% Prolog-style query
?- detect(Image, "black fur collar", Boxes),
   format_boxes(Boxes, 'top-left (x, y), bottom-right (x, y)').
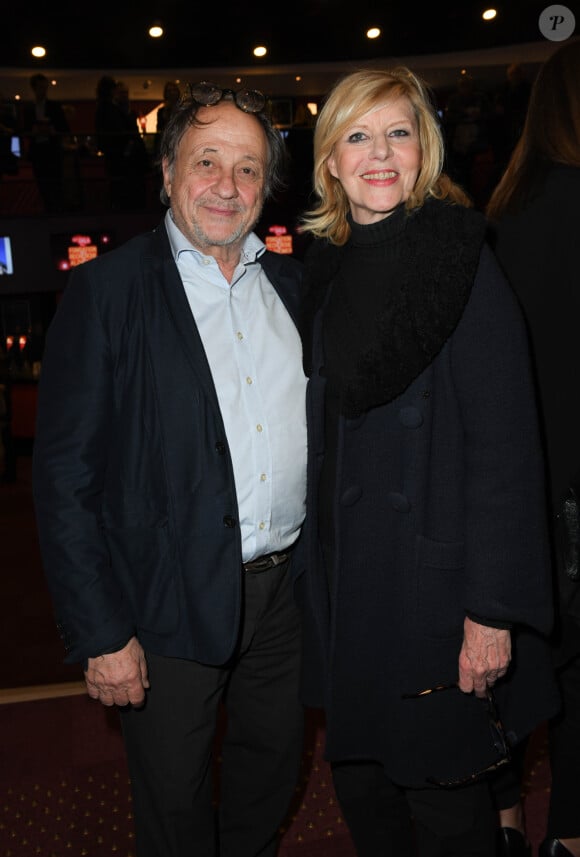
top-left (301, 199), bottom-right (487, 417)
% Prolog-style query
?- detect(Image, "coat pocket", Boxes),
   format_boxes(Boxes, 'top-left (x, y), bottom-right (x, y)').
top-left (415, 534), bottom-right (465, 639)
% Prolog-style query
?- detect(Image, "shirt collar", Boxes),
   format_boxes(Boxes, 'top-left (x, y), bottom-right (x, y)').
top-left (165, 208), bottom-right (266, 266)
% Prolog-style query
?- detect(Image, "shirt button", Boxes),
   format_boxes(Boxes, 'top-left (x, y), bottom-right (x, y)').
top-left (237, 332), bottom-right (244, 341)
top-left (256, 424), bottom-right (263, 433)
top-left (260, 473), bottom-right (267, 482)
top-left (202, 258), bottom-right (211, 266)
top-left (259, 521), bottom-right (266, 530)
top-left (246, 376), bottom-right (253, 385)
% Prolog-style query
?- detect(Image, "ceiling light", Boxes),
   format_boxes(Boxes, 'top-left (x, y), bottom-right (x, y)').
top-left (253, 45), bottom-right (267, 58)
top-left (31, 46), bottom-right (46, 58)
top-left (149, 24), bottom-right (163, 38)
top-left (366, 27), bottom-right (381, 39)
top-left (482, 8), bottom-right (497, 21)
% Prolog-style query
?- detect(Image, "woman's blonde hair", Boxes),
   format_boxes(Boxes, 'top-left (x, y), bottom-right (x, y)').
top-left (487, 38), bottom-right (580, 221)
top-left (300, 66), bottom-right (470, 245)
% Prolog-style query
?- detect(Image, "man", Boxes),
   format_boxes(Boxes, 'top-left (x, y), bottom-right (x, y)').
top-left (32, 84), bottom-right (307, 857)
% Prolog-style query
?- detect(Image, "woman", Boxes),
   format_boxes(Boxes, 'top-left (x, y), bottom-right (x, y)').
top-left (487, 38), bottom-right (580, 857)
top-left (296, 66), bottom-right (559, 856)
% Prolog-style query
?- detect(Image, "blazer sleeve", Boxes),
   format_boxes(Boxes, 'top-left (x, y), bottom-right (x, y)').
top-left (32, 265), bottom-right (135, 663)
top-left (450, 243), bottom-right (553, 635)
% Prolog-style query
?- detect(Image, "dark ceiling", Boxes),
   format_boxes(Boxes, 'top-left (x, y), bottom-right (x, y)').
top-left (5, 0), bottom-right (569, 70)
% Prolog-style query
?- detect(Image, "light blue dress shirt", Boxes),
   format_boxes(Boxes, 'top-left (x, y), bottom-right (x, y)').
top-left (165, 210), bottom-right (307, 563)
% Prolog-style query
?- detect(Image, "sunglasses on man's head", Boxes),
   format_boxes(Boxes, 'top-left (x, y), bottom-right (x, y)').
top-left (188, 81), bottom-right (266, 114)
top-left (402, 682), bottom-right (511, 788)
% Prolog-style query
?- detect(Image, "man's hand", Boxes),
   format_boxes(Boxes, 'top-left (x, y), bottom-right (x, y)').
top-left (458, 617), bottom-right (511, 698)
top-left (84, 636), bottom-right (149, 707)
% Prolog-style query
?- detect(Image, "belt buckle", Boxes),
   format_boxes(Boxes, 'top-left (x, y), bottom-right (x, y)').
top-left (244, 550), bottom-right (289, 573)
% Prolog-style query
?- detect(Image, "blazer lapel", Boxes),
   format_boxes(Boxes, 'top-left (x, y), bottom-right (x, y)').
top-left (142, 225), bottom-right (223, 409)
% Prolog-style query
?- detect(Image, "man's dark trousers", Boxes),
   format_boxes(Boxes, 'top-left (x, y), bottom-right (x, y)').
top-left (120, 557), bottom-right (303, 857)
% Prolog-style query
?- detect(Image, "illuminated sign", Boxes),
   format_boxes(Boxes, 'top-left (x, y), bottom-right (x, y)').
top-left (265, 224), bottom-right (293, 255)
top-left (50, 232), bottom-right (114, 271)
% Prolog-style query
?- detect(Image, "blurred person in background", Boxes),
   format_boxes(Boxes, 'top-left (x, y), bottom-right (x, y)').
top-left (95, 76), bottom-right (149, 210)
top-left (20, 73), bottom-right (70, 212)
top-left (0, 91), bottom-right (19, 179)
top-left (156, 80), bottom-right (182, 136)
top-left (487, 37), bottom-right (580, 857)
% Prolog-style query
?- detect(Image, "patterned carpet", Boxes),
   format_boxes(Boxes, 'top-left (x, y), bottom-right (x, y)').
top-left (0, 689), bottom-right (553, 857)
top-left (0, 694), bottom-right (357, 857)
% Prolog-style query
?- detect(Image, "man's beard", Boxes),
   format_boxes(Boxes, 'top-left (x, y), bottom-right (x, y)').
top-left (189, 200), bottom-right (264, 248)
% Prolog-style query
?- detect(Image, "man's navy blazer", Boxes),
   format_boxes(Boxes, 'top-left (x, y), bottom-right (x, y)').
top-left (32, 221), bottom-right (305, 666)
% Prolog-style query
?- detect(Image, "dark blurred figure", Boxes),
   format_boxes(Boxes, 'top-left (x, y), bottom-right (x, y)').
top-left (0, 92), bottom-right (19, 179)
top-left (444, 74), bottom-right (493, 205)
top-left (95, 75), bottom-right (149, 210)
top-left (20, 73), bottom-right (70, 212)
top-left (487, 38), bottom-right (580, 857)
top-left (490, 62), bottom-right (532, 181)
top-left (156, 80), bottom-right (181, 136)
top-left (95, 74), bottom-right (123, 205)
top-left (113, 80), bottom-right (149, 208)
top-left (154, 80), bottom-right (181, 165)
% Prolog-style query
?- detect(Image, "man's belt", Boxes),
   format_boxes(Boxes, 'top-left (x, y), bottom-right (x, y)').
top-left (243, 549), bottom-right (292, 573)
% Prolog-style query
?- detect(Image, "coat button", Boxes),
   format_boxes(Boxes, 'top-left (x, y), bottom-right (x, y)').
top-left (223, 515), bottom-right (236, 528)
top-left (398, 406), bottom-right (423, 428)
top-left (340, 485), bottom-right (362, 506)
top-left (388, 492), bottom-right (411, 513)
top-left (215, 441), bottom-right (226, 454)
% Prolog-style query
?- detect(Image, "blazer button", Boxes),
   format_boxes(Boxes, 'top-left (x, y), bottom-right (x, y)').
top-left (223, 515), bottom-right (236, 528)
top-left (340, 485), bottom-right (362, 506)
top-left (215, 441), bottom-right (226, 455)
top-left (388, 492), bottom-right (411, 513)
top-left (398, 406), bottom-right (423, 428)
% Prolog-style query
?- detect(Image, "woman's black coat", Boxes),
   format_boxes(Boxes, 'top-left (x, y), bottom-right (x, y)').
top-left (296, 200), bottom-right (560, 788)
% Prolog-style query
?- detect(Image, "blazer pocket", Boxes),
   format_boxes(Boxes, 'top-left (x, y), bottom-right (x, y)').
top-left (101, 492), bottom-right (168, 529)
top-left (415, 534), bottom-right (465, 639)
top-left (102, 521), bottom-right (177, 632)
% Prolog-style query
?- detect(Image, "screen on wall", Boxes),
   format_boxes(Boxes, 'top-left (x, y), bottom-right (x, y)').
top-left (50, 231), bottom-right (115, 272)
top-left (0, 237), bottom-right (14, 276)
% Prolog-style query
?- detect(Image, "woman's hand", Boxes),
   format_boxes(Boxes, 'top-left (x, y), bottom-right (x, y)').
top-left (458, 617), bottom-right (511, 698)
